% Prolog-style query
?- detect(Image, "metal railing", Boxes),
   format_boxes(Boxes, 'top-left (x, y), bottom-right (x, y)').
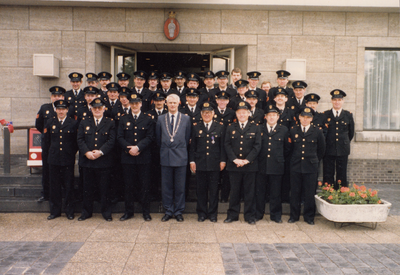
top-left (2, 125), bottom-right (34, 174)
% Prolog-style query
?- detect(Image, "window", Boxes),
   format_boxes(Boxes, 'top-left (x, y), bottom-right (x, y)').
top-left (364, 50), bottom-right (400, 130)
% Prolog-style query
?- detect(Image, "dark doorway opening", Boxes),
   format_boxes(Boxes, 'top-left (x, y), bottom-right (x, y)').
top-left (137, 52), bottom-right (210, 77)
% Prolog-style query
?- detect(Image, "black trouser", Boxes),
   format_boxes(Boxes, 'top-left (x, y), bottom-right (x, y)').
top-left (81, 167), bottom-right (112, 219)
top-left (41, 137), bottom-right (49, 199)
top-left (281, 155), bottom-right (291, 202)
top-left (256, 173), bottom-right (283, 221)
top-left (290, 171), bottom-right (317, 222)
top-left (227, 171), bottom-right (256, 221)
top-left (323, 155), bottom-right (349, 189)
top-left (196, 170), bottom-right (220, 219)
top-left (150, 145), bottom-right (162, 201)
top-left (220, 169), bottom-right (230, 201)
top-left (122, 163), bottom-right (151, 216)
top-left (49, 164), bottom-right (74, 216)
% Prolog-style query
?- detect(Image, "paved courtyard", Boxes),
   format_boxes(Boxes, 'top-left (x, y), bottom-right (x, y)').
top-left (1, 212), bottom-right (400, 274)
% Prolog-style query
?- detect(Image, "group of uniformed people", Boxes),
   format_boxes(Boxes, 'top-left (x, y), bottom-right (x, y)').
top-left (35, 67), bottom-right (354, 225)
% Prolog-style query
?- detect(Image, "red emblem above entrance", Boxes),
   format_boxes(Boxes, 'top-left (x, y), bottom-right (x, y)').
top-left (164, 11), bottom-right (180, 41)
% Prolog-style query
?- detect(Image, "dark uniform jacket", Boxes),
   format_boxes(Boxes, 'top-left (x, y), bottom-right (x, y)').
top-left (77, 117), bottom-right (116, 168)
top-left (287, 97), bottom-right (306, 114)
top-left (145, 107), bottom-right (168, 122)
top-left (104, 99), bottom-right (121, 118)
top-left (35, 103), bottom-right (56, 133)
top-left (176, 86), bottom-right (188, 107)
top-left (224, 121), bottom-right (261, 172)
top-left (197, 87), bottom-right (212, 105)
top-left (323, 109), bottom-right (354, 156)
top-left (132, 87), bottom-right (153, 112)
top-left (277, 106), bottom-right (297, 130)
top-left (258, 124), bottom-right (291, 175)
top-left (189, 121), bottom-right (226, 171)
top-left (179, 105), bottom-right (202, 125)
top-left (111, 105), bottom-right (130, 129)
top-left (44, 117), bottom-right (79, 166)
top-left (98, 89), bottom-right (109, 103)
top-left (289, 125), bottom-right (325, 174)
top-left (249, 108), bottom-right (265, 125)
top-left (65, 89), bottom-right (85, 118)
top-left (117, 112), bottom-right (155, 164)
top-left (268, 86), bottom-right (294, 101)
top-left (251, 87), bottom-right (268, 110)
top-left (76, 105), bottom-right (93, 122)
top-left (213, 108), bottom-right (236, 126)
top-left (229, 94), bottom-right (246, 110)
top-left (209, 87), bottom-right (237, 103)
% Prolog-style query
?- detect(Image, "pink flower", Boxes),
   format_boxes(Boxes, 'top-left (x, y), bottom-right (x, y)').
top-left (318, 181), bottom-right (322, 186)
top-left (328, 195), bottom-right (333, 200)
top-left (349, 192), bottom-right (355, 197)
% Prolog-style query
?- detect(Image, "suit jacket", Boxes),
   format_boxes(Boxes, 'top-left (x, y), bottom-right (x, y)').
top-left (224, 121), bottom-right (261, 172)
top-left (76, 104), bottom-right (93, 122)
top-left (104, 99), bottom-right (121, 118)
top-left (251, 87), bottom-right (268, 110)
top-left (258, 124), bottom-right (291, 175)
top-left (289, 125), bottom-right (325, 173)
top-left (145, 108), bottom-right (168, 122)
top-left (323, 109), bottom-right (354, 156)
top-left (287, 96), bottom-right (306, 114)
top-left (77, 116), bottom-right (116, 168)
top-left (35, 103), bottom-right (56, 133)
top-left (44, 117), bottom-right (79, 166)
top-left (209, 87), bottom-right (237, 103)
top-left (189, 121), bottom-right (226, 171)
top-left (117, 112), bottom-right (155, 164)
top-left (156, 112), bottom-right (191, 167)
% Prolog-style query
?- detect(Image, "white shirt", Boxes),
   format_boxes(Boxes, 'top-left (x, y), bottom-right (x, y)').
top-left (301, 124), bottom-right (311, 133)
top-left (188, 105), bottom-right (196, 113)
top-left (239, 120), bottom-right (248, 129)
top-left (136, 88), bottom-right (143, 94)
top-left (218, 108), bottom-right (226, 114)
top-left (155, 108), bottom-right (164, 115)
top-left (59, 117), bottom-right (66, 124)
top-left (267, 123), bottom-right (277, 133)
top-left (204, 121), bottom-right (212, 131)
top-left (132, 111), bottom-right (141, 119)
top-left (94, 117), bottom-right (103, 125)
top-left (333, 108), bottom-right (342, 117)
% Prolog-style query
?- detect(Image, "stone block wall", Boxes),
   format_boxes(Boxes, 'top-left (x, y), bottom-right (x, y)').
top-left (0, 5), bottom-right (399, 157)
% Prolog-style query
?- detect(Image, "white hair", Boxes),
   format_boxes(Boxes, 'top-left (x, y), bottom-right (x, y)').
top-left (166, 94), bottom-right (180, 102)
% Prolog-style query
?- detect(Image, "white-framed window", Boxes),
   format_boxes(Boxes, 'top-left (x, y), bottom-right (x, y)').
top-left (364, 49), bottom-right (400, 130)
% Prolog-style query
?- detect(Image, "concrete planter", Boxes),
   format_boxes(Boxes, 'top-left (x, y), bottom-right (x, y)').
top-left (315, 195), bottom-right (392, 223)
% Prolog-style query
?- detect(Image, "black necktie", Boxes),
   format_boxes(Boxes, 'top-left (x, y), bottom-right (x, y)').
top-left (96, 119), bottom-right (99, 127)
top-left (74, 90), bottom-right (78, 97)
top-left (270, 126), bottom-right (273, 133)
top-left (158, 111), bottom-right (161, 116)
top-left (303, 127), bottom-right (305, 133)
top-left (170, 115), bottom-right (174, 132)
top-left (205, 123), bottom-right (209, 131)
top-left (241, 123), bottom-right (244, 130)
top-left (298, 99), bottom-right (301, 104)
top-left (190, 107), bottom-right (194, 113)
top-left (134, 115), bottom-right (137, 120)
top-left (336, 111), bottom-right (339, 117)
top-left (221, 110), bottom-right (224, 114)
top-left (111, 101), bottom-right (114, 107)
top-left (124, 108), bottom-right (128, 114)
top-left (60, 120), bottom-right (63, 125)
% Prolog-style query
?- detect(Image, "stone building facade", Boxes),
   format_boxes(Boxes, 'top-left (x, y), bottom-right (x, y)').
top-left (0, 2), bottom-right (399, 182)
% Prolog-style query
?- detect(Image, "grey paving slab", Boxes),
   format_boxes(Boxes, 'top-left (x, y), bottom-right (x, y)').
top-left (221, 243), bottom-right (400, 274)
top-left (0, 242), bottom-right (83, 274)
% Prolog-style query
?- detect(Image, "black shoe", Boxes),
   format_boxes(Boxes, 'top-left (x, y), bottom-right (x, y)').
top-left (67, 214), bottom-right (74, 220)
top-left (210, 217), bottom-right (217, 223)
top-left (223, 218), bottom-right (237, 223)
top-left (306, 220), bottom-right (315, 225)
top-left (288, 218), bottom-right (297, 223)
top-left (274, 219), bottom-right (283, 223)
top-left (78, 215), bottom-right (90, 221)
top-left (47, 215), bottom-right (59, 220)
top-left (143, 214), bottom-right (152, 221)
top-left (248, 220), bottom-right (256, 225)
top-left (175, 214), bottom-right (184, 222)
top-left (120, 214), bottom-right (134, 221)
top-left (105, 217), bottom-right (112, 222)
top-left (37, 197), bottom-right (49, 203)
top-left (161, 214), bottom-right (172, 222)
top-left (198, 216), bottom-right (206, 222)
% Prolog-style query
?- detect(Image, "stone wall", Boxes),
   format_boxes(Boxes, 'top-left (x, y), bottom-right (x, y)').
top-left (0, 5), bottom-right (399, 157)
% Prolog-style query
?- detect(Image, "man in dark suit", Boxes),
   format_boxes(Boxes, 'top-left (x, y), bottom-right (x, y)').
top-left (156, 94), bottom-right (191, 222)
top-left (287, 81), bottom-right (307, 114)
top-left (224, 101), bottom-right (261, 225)
top-left (77, 98), bottom-right (116, 221)
top-left (117, 72), bottom-right (131, 88)
top-left (256, 105), bottom-right (291, 223)
top-left (210, 70), bottom-right (237, 102)
top-left (104, 82), bottom-right (121, 118)
top-left (246, 90), bottom-right (265, 125)
top-left (175, 71), bottom-right (188, 106)
top-left (198, 70), bottom-right (215, 105)
top-left (268, 70), bottom-right (295, 100)
top-left (118, 93), bottom-right (155, 221)
top-left (160, 73), bottom-right (177, 97)
top-left (323, 89), bottom-right (354, 189)
top-left (86, 73), bottom-right (99, 88)
top-left (35, 86), bottom-right (66, 203)
top-left (288, 106), bottom-right (325, 225)
top-left (148, 71), bottom-right (159, 92)
top-left (179, 88), bottom-right (202, 125)
top-left (98, 71), bottom-right (112, 102)
top-left (76, 86), bottom-right (99, 122)
top-left (189, 102), bottom-right (226, 222)
top-left (64, 72), bottom-right (85, 119)
top-left (213, 91), bottom-right (236, 203)
top-left (247, 71), bottom-right (267, 110)
top-left (44, 100), bottom-right (79, 220)
top-left (132, 70), bottom-right (152, 112)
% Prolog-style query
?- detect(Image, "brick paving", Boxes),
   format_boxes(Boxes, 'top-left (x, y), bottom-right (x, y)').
top-left (221, 243), bottom-right (400, 275)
